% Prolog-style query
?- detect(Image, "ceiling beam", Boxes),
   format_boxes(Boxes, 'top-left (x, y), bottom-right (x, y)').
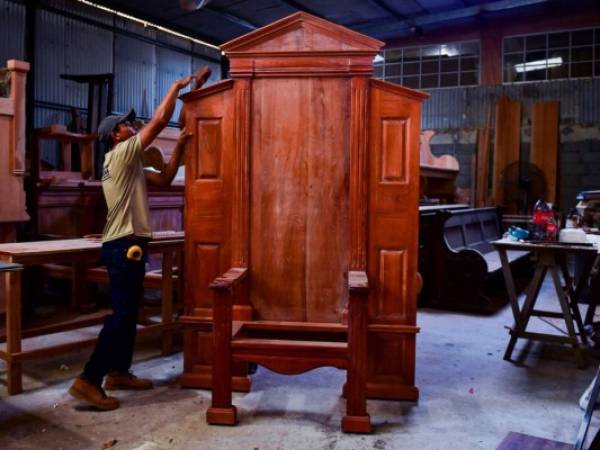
top-left (366, 0), bottom-right (411, 23)
top-left (276, 0), bottom-right (328, 20)
top-left (201, 7), bottom-right (258, 30)
top-left (352, 0), bottom-right (549, 36)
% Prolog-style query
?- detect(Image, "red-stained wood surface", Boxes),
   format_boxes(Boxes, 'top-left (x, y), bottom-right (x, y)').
top-left (180, 12), bottom-right (427, 430)
top-left (531, 101), bottom-right (560, 205)
top-left (493, 96), bottom-right (521, 209)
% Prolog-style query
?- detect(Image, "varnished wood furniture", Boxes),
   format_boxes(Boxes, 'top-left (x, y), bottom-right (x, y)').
top-left (0, 234), bottom-right (183, 395)
top-left (419, 130), bottom-right (460, 205)
top-left (493, 238), bottom-right (598, 368)
top-left (0, 60), bottom-right (29, 319)
top-left (492, 96), bottom-right (521, 209)
top-left (32, 127), bottom-right (183, 241)
top-left (179, 12), bottom-right (427, 432)
top-left (531, 101), bottom-right (560, 205)
top-left (420, 207), bottom-right (530, 310)
top-left (32, 125), bottom-right (97, 182)
top-left (0, 60), bottom-right (29, 241)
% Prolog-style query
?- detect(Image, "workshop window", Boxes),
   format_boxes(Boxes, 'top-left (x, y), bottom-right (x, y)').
top-left (373, 41), bottom-right (481, 89)
top-left (503, 27), bottom-right (600, 83)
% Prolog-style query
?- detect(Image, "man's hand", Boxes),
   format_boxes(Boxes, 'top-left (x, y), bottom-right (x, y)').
top-left (177, 129), bottom-right (193, 147)
top-left (145, 129), bottom-right (192, 188)
top-left (192, 66), bottom-right (212, 91)
top-left (174, 75), bottom-right (193, 91)
top-left (140, 76), bottom-right (193, 149)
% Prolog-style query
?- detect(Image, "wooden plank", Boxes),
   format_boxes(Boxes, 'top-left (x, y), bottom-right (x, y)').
top-left (249, 77), bottom-right (349, 323)
top-left (531, 101), bottom-right (560, 205)
top-left (493, 96), bottom-right (521, 208)
top-left (475, 115), bottom-right (492, 207)
top-left (161, 251), bottom-right (174, 355)
top-left (0, 322), bottom-right (178, 362)
top-left (0, 309), bottom-right (110, 342)
top-left (5, 269), bottom-right (22, 394)
top-left (0, 236), bottom-right (183, 260)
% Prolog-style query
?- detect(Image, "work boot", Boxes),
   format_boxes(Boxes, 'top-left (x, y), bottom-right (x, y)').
top-left (104, 372), bottom-right (153, 391)
top-left (68, 377), bottom-right (119, 411)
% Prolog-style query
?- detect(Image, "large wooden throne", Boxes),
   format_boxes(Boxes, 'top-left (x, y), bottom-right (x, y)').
top-left (180, 13), bottom-right (427, 432)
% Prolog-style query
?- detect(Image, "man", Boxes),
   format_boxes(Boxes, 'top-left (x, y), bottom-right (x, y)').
top-left (69, 67), bottom-right (211, 410)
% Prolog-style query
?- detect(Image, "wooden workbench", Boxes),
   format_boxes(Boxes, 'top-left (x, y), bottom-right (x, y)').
top-left (493, 237), bottom-right (599, 367)
top-left (0, 233), bottom-right (183, 395)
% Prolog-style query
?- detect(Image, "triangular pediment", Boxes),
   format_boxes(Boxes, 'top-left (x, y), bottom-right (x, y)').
top-left (221, 12), bottom-right (384, 54)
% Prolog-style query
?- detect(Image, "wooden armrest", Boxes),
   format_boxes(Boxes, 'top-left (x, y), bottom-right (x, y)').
top-left (349, 271), bottom-right (369, 295)
top-left (209, 267), bottom-right (248, 291)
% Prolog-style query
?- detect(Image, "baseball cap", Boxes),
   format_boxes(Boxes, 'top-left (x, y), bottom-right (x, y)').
top-left (97, 109), bottom-right (136, 143)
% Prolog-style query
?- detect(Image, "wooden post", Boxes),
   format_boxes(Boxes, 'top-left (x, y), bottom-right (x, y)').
top-left (343, 272), bottom-right (371, 433)
top-left (71, 261), bottom-right (86, 310)
top-left (5, 269), bottom-right (23, 394)
top-left (206, 288), bottom-right (236, 425)
top-left (161, 251), bottom-right (174, 355)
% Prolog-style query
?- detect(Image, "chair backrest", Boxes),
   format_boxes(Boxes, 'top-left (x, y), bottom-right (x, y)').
top-left (248, 78), bottom-right (350, 323)
top-left (444, 207), bottom-right (501, 254)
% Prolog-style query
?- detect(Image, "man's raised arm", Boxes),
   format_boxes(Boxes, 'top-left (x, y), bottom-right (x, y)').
top-left (138, 76), bottom-right (192, 150)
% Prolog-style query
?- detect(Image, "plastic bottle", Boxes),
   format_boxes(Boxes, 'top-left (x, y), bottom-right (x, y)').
top-left (530, 199), bottom-right (553, 241)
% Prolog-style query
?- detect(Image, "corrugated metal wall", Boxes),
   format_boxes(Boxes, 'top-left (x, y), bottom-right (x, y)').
top-left (422, 79), bottom-right (600, 129)
top-left (35, 8), bottom-right (113, 109)
top-left (0, 0), bottom-right (25, 62)
top-left (0, 0), bottom-right (221, 164)
top-left (114, 34), bottom-right (155, 118)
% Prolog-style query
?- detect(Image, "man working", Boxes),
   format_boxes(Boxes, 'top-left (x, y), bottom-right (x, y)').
top-left (69, 67), bottom-right (211, 410)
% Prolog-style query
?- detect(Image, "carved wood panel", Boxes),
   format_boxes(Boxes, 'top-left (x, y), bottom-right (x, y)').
top-left (184, 82), bottom-right (234, 314)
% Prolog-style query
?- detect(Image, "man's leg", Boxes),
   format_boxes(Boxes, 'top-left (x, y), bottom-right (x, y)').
top-left (69, 239), bottom-right (131, 410)
top-left (103, 240), bottom-right (153, 390)
top-left (82, 239), bottom-right (136, 383)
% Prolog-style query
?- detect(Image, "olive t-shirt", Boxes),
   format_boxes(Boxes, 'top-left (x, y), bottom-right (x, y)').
top-left (101, 134), bottom-right (152, 242)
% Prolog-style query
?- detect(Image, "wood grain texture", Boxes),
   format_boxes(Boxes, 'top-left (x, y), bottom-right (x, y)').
top-left (0, 60), bottom-right (29, 224)
top-left (475, 127), bottom-right (492, 207)
top-left (531, 101), bottom-right (560, 205)
top-left (182, 13), bottom-right (426, 407)
top-left (367, 79), bottom-right (424, 400)
top-left (249, 77), bottom-right (349, 323)
top-left (349, 77), bottom-right (369, 271)
top-left (493, 96), bottom-right (521, 208)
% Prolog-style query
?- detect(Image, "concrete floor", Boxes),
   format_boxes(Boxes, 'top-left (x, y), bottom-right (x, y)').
top-left (1, 276), bottom-right (599, 450)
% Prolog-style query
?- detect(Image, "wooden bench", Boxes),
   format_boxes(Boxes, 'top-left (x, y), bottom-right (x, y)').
top-left (419, 207), bottom-right (530, 310)
top-left (43, 264), bottom-right (180, 292)
top-left (0, 236), bottom-right (183, 394)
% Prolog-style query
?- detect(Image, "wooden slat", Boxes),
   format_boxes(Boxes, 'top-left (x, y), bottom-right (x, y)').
top-left (240, 320), bottom-right (347, 333)
top-left (475, 125), bottom-right (492, 207)
top-left (493, 96), bottom-right (521, 208)
top-left (232, 338), bottom-right (347, 351)
top-left (531, 101), bottom-right (560, 205)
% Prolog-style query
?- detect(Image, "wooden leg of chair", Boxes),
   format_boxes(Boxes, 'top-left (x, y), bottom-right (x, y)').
top-left (342, 291), bottom-right (371, 434)
top-left (206, 290), bottom-right (237, 426)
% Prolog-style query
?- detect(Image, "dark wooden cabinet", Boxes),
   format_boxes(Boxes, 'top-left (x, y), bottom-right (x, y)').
top-left (180, 12), bottom-right (427, 408)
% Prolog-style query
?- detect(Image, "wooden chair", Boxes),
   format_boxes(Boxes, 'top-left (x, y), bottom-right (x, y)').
top-left (180, 12), bottom-right (427, 433)
top-left (207, 250), bottom-right (371, 432)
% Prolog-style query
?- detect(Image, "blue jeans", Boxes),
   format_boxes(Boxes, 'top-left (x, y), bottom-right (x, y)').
top-left (82, 237), bottom-right (147, 385)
